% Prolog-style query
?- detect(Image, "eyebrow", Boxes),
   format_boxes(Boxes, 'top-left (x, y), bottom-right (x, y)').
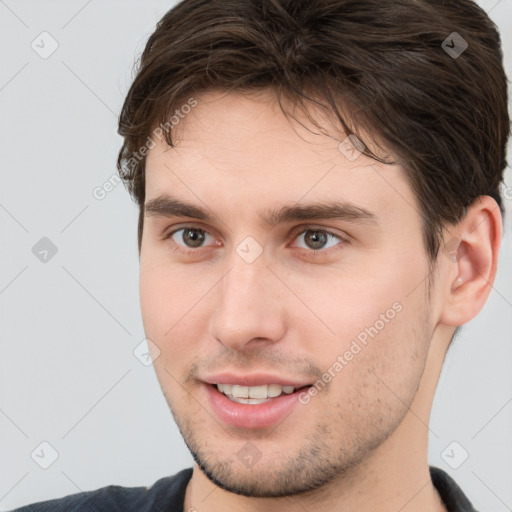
top-left (144, 195), bottom-right (378, 227)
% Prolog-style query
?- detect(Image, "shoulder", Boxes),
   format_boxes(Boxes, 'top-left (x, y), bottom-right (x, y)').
top-left (8, 468), bottom-right (193, 512)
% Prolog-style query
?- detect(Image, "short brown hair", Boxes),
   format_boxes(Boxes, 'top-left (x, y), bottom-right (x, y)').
top-left (117, 0), bottom-right (510, 259)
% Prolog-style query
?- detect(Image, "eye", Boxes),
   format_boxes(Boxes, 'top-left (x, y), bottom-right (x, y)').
top-left (166, 227), bottom-right (216, 250)
top-left (291, 227), bottom-right (345, 252)
top-left (163, 225), bottom-right (346, 256)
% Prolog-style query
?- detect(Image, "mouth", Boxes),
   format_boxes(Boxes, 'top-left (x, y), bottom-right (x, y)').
top-left (204, 381), bottom-right (313, 429)
top-left (214, 383), bottom-right (310, 404)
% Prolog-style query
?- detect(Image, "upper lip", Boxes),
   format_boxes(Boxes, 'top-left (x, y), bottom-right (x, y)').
top-left (202, 373), bottom-right (313, 388)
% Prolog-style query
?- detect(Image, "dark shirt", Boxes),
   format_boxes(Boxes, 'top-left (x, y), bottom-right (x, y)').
top-left (8, 466), bottom-right (477, 512)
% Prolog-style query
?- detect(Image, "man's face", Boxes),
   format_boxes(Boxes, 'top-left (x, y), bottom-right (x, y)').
top-left (140, 91), bottom-right (438, 497)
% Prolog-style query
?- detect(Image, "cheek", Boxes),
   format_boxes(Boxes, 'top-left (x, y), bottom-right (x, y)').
top-left (344, 300), bottom-right (428, 398)
top-left (139, 259), bottom-right (212, 373)
top-left (140, 261), bottom-right (184, 349)
top-left (293, 252), bottom-right (423, 348)
top-left (304, 249), bottom-right (429, 389)
top-left (139, 248), bottom-right (197, 326)
top-left (139, 264), bottom-right (169, 336)
top-left (312, 309), bottom-right (429, 439)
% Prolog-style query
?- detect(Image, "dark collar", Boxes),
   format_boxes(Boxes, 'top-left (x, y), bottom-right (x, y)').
top-left (430, 466), bottom-right (478, 512)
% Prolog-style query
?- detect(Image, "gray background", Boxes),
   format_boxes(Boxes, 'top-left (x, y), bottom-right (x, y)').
top-left (0, 1), bottom-right (511, 510)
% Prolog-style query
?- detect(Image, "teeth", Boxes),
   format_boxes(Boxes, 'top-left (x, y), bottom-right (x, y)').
top-left (267, 384), bottom-right (282, 398)
top-left (232, 385), bottom-right (249, 398)
top-left (216, 383), bottom-right (296, 400)
top-left (248, 385), bottom-right (267, 399)
top-left (229, 396), bottom-right (269, 405)
top-left (218, 383), bottom-right (232, 395)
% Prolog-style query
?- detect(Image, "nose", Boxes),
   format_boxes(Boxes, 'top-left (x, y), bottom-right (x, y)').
top-left (207, 250), bottom-right (287, 352)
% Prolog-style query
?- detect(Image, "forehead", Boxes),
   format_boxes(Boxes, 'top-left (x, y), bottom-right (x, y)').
top-left (144, 90), bottom-right (415, 223)
top-left (150, 90), bottom-right (341, 169)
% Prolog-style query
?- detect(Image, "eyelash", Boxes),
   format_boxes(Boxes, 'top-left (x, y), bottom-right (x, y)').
top-left (162, 225), bottom-right (348, 257)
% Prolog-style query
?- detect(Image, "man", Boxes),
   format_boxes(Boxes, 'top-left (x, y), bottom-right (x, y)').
top-left (11, 0), bottom-right (509, 510)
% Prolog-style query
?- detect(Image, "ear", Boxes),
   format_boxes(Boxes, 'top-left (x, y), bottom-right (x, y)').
top-left (438, 195), bottom-right (502, 327)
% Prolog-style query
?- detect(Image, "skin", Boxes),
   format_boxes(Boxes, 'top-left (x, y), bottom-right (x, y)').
top-left (139, 90), bottom-right (501, 512)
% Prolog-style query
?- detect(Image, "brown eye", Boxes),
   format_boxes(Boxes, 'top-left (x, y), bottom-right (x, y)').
top-left (169, 228), bottom-right (211, 249)
top-left (303, 230), bottom-right (329, 250)
top-left (293, 229), bottom-right (343, 251)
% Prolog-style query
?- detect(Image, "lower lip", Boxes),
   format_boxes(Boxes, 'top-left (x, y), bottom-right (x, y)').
top-left (205, 384), bottom-right (309, 429)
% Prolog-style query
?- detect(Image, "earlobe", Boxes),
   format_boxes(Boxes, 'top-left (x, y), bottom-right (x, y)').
top-left (439, 195), bottom-right (502, 327)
